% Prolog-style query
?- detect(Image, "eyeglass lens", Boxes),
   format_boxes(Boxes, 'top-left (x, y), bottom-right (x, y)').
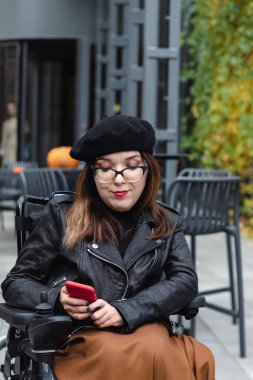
top-left (95, 167), bottom-right (146, 183)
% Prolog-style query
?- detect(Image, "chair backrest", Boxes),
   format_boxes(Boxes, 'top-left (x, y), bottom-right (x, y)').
top-left (178, 168), bottom-right (232, 178)
top-left (16, 192), bottom-right (74, 254)
top-left (2, 161), bottom-right (39, 170)
top-left (16, 195), bottom-right (49, 253)
top-left (166, 176), bottom-right (240, 235)
top-left (19, 168), bottom-right (68, 197)
top-left (62, 168), bottom-right (82, 191)
top-left (0, 169), bottom-right (22, 202)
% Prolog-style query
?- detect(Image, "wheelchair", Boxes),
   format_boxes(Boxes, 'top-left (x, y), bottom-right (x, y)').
top-left (0, 193), bottom-right (206, 379)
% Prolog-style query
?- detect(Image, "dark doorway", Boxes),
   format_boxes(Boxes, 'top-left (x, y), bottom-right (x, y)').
top-left (21, 39), bottom-right (77, 166)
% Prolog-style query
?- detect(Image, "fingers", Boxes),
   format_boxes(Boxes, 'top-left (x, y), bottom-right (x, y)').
top-left (60, 286), bottom-right (93, 320)
top-left (68, 309), bottom-right (92, 320)
top-left (89, 302), bottom-right (124, 328)
top-left (59, 289), bottom-right (124, 326)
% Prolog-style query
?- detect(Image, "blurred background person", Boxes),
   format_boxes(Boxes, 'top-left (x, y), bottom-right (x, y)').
top-left (0, 101), bottom-right (17, 165)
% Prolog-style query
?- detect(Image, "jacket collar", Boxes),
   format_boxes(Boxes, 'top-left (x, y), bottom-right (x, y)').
top-left (87, 212), bottom-right (165, 270)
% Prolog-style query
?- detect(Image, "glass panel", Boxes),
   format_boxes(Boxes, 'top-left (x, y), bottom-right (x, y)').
top-left (158, 0), bottom-right (169, 48)
top-left (156, 59), bottom-right (168, 129)
top-left (116, 5), bottom-right (124, 36)
top-left (137, 24), bottom-right (144, 66)
top-left (115, 47), bottom-right (123, 69)
top-left (113, 90), bottom-right (122, 115)
top-left (100, 30), bottom-right (108, 55)
top-left (0, 43), bottom-right (19, 165)
top-left (154, 141), bottom-right (167, 201)
top-left (25, 40), bottom-right (77, 165)
top-left (139, 0), bottom-right (145, 9)
top-left (101, 63), bottom-right (107, 88)
top-left (137, 81), bottom-right (143, 117)
top-left (102, 0), bottom-right (109, 18)
top-left (100, 98), bottom-right (106, 118)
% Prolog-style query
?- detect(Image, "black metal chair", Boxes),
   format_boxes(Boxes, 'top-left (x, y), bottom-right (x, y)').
top-left (0, 194), bottom-right (206, 379)
top-left (0, 169), bottom-right (22, 229)
top-left (61, 168), bottom-right (82, 191)
top-left (166, 175), bottom-right (246, 357)
top-left (19, 168), bottom-right (68, 197)
top-left (2, 161), bottom-right (39, 170)
top-left (178, 167), bottom-right (232, 178)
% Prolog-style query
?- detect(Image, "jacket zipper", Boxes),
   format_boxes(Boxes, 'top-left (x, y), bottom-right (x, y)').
top-left (51, 276), bottom-right (67, 287)
top-left (87, 248), bottom-right (129, 299)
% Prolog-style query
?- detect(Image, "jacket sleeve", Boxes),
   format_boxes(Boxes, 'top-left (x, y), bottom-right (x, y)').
top-left (1, 199), bottom-right (66, 310)
top-left (111, 215), bottom-right (198, 332)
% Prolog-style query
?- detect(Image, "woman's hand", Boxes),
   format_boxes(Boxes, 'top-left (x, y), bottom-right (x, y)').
top-left (60, 286), bottom-right (92, 320)
top-left (89, 299), bottom-right (124, 328)
top-left (60, 286), bottom-right (124, 327)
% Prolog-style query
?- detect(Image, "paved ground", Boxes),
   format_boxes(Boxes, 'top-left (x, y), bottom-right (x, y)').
top-left (0, 210), bottom-right (252, 379)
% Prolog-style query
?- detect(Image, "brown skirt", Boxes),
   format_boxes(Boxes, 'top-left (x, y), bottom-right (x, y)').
top-left (53, 323), bottom-right (215, 380)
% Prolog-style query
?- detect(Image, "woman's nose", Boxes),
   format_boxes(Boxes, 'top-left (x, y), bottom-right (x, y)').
top-left (113, 172), bottom-right (126, 184)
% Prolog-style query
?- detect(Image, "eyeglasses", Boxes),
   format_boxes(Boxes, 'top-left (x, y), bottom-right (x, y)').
top-left (92, 165), bottom-right (148, 183)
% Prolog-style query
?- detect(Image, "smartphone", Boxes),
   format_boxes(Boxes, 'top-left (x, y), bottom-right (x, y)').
top-left (65, 281), bottom-right (97, 303)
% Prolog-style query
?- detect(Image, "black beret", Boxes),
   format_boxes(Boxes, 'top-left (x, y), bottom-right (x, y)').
top-left (70, 115), bottom-right (156, 162)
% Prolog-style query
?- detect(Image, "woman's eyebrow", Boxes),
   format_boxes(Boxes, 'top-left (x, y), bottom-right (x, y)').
top-left (96, 157), bottom-right (110, 162)
top-left (96, 154), bottom-right (141, 163)
top-left (126, 154), bottom-right (142, 160)
top-left (95, 157), bottom-right (112, 164)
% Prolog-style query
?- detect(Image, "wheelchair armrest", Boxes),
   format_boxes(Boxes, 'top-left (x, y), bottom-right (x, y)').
top-left (28, 314), bottom-right (72, 353)
top-left (177, 295), bottom-right (206, 320)
top-left (186, 295), bottom-right (206, 309)
top-left (0, 302), bottom-right (73, 363)
top-left (0, 303), bottom-right (35, 330)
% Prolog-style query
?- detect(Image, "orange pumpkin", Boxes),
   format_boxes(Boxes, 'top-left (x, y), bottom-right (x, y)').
top-left (47, 146), bottom-right (80, 168)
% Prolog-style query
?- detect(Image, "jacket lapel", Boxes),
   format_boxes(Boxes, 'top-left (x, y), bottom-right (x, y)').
top-left (87, 240), bottom-right (124, 268)
top-left (87, 212), bottom-right (165, 270)
top-left (123, 220), bottom-right (165, 269)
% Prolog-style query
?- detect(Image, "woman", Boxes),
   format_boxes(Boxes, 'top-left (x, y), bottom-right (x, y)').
top-left (0, 101), bottom-right (17, 164)
top-left (1, 115), bottom-right (215, 379)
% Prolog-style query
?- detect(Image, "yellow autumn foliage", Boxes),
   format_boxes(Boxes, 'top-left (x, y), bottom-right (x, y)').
top-left (181, 0), bottom-right (253, 233)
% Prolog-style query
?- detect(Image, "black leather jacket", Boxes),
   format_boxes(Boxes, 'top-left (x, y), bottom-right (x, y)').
top-left (1, 194), bottom-right (198, 333)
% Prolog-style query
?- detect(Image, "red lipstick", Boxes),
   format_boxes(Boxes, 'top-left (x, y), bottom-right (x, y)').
top-left (113, 191), bottom-right (128, 197)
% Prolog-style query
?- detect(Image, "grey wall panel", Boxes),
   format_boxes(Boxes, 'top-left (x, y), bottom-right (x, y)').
top-left (0, 0), bottom-right (96, 40)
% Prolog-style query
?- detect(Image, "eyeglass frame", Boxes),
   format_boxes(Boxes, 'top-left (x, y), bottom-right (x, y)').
top-left (91, 165), bottom-right (148, 183)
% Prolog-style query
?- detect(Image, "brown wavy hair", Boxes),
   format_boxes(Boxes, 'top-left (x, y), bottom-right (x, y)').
top-left (63, 152), bottom-right (172, 249)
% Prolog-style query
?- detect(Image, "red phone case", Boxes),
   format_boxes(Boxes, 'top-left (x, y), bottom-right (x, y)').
top-left (65, 281), bottom-right (97, 303)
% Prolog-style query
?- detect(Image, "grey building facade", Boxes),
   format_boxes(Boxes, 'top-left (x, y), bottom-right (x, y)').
top-left (0, 0), bottom-right (181, 190)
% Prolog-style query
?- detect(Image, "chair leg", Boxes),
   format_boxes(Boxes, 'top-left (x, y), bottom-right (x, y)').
top-left (226, 233), bottom-right (237, 324)
top-left (233, 230), bottom-right (246, 358)
top-left (188, 229), bottom-right (245, 357)
top-left (0, 210), bottom-right (4, 230)
top-left (190, 235), bottom-right (196, 336)
top-left (189, 316), bottom-right (196, 337)
top-left (191, 235), bottom-right (196, 266)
